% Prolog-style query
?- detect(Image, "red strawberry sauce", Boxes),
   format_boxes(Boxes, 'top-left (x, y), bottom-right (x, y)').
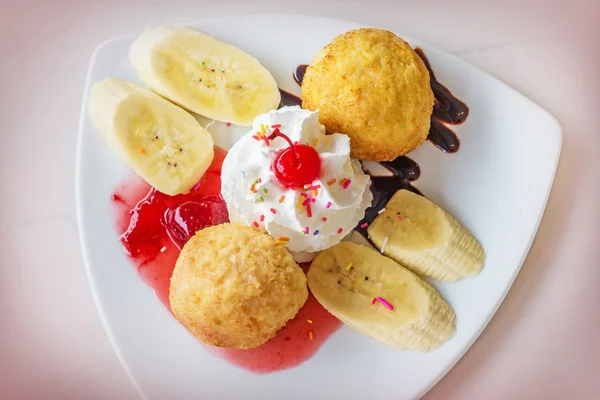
top-left (111, 146), bottom-right (341, 373)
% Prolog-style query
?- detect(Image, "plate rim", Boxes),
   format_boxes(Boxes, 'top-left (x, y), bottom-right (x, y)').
top-left (75, 13), bottom-right (563, 400)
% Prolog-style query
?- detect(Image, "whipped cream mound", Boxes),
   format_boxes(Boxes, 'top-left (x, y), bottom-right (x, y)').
top-left (221, 106), bottom-right (372, 261)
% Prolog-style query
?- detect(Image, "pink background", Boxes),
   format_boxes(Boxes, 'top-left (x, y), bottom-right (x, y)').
top-left (1, 0), bottom-right (599, 398)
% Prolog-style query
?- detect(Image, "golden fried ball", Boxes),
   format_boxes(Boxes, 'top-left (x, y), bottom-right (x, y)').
top-left (169, 223), bottom-right (308, 349)
top-left (302, 28), bottom-right (434, 161)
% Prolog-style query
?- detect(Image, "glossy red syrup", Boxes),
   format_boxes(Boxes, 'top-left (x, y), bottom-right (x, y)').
top-left (112, 147), bottom-right (229, 308)
top-left (112, 147), bottom-right (340, 373)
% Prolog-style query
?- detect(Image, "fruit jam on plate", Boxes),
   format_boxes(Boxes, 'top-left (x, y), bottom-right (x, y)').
top-left (111, 146), bottom-right (341, 373)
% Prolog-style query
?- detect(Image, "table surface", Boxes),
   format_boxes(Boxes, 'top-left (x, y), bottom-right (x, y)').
top-left (1, 0), bottom-right (599, 399)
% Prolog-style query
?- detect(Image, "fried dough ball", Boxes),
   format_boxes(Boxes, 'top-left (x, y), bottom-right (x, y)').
top-left (169, 222), bottom-right (308, 349)
top-left (302, 28), bottom-right (434, 161)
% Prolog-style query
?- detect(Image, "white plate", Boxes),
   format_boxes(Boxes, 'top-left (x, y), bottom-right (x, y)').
top-left (76, 14), bottom-right (562, 400)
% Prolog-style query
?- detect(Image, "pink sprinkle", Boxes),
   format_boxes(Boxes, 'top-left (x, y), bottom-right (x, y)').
top-left (270, 208), bottom-right (277, 214)
top-left (397, 215), bottom-right (403, 221)
top-left (343, 179), bottom-right (352, 189)
top-left (337, 228), bottom-right (343, 234)
top-left (192, 181), bottom-right (202, 191)
top-left (307, 184), bottom-right (321, 190)
top-left (322, 217), bottom-right (327, 222)
top-left (257, 178), bottom-right (262, 183)
top-left (302, 198), bottom-right (311, 206)
top-left (360, 223), bottom-right (368, 228)
top-left (260, 215), bottom-right (265, 222)
top-left (311, 198), bottom-right (316, 203)
top-left (304, 227), bottom-right (309, 234)
top-left (326, 202), bottom-right (332, 209)
top-left (252, 221), bottom-right (259, 228)
top-left (252, 135), bottom-right (259, 141)
top-left (226, 122), bottom-right (232, 127)
top-left (301, 192), bottom-right (308, 198)
top-left (371, 298), bottom-right (377, 305)
top-left (377, 297), bottom-right (394, 311)
top-left (306, 203), bottom-right (312, 218)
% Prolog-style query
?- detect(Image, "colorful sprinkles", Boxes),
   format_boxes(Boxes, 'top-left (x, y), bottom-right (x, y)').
top-left (260, 215), bottom-right (265, 222)
top-left (275, 236), bottom-right (290, 245)
top-left (270, 208), bottom-right (277, 214)
top-left (307, 319), bottom-right (313, 324)
top-left (308, 331), bottom-right (314, 341)
top-left (360, 223), bottom-right (368, 229)
top-left (371, 298), bottom-right (377, 305)
top-left (327, 179), bottom-right (336, 186)
top-left (343, 179), bottom-right (352, 189)
top-left (337, 228), bottom-right (343, 234)
top-left (345, 262), bottom-right (353, 271)
top-left (252, 221), bottom-right (259, 228)
top-left (380, 237), bottom-right (389, 253)
top-left (376, 297), bottom-right (394, 311)
top-left (378, 208), bottom-right (387, 214)
top-left (313, 230), bottom-right (319, 235)
top-left (326, 201), bottom-right (332, 209)
top-left (278, 196), bottom-right (285, 203)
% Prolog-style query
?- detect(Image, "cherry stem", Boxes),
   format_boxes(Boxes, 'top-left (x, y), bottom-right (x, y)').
top-left (268, 128), bottom-right (299, 166)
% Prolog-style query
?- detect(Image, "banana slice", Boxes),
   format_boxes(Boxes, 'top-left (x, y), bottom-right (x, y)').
top-left (307, 242), bottom-right (456, 351)
top-left (88, 78), bottom-right (214, 195)
top-left (368, 190), bottom-right (484, 281)
top-left (129, 26), bottom-right (281, 125)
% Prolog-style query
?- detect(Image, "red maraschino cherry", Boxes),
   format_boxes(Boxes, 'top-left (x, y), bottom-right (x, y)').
top-left (269, 128), bottom-right (321, 188)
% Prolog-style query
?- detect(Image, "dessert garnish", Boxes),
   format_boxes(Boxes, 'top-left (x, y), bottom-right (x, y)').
top-left (221, 106), bottom-right (372, 261)
top-left (269, 128), bottom-right (321, 188)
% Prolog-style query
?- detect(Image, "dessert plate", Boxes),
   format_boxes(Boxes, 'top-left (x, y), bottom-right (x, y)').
top-left (76, 14), bottom-right (561, 400)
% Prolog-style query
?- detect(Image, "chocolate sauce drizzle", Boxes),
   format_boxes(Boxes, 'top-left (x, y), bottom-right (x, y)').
top-left (356, 158), bottom-right (421, 236)
top-left (280, 48), bottom-right (469, 237)
top-left (279, 89), bottom-right (302, 108)
top-left (293, 64), bottom-right (308, 86)
top-left (415, 48), bottom-right (468, 153)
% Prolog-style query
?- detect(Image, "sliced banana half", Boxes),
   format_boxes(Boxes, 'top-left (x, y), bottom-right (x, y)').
top-left (88, 78), bottom-right (214, 195)
top-left (368, 189), bottom-right (485, 281)
top-left (129, 26), bottom-right (281, 125)
top-left (307, 241), bottom-right (456, 351)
